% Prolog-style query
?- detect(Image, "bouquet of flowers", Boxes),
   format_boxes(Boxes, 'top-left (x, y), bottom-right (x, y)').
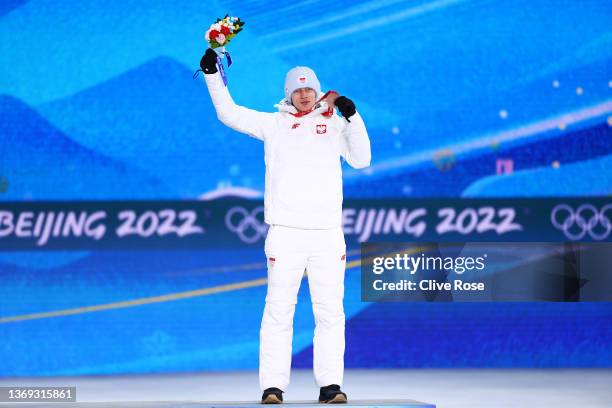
top-left (205, 15), bottom-right (245, 49)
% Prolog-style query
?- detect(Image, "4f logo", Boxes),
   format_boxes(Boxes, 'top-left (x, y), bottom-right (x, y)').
top-left (292, 123), bottom-right (301, 129)
top-left (316, 124), bottom-right (327, 134)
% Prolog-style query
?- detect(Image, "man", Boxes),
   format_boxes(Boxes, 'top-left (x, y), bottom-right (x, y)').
top-left (200, 48), bottom-right (371, 404)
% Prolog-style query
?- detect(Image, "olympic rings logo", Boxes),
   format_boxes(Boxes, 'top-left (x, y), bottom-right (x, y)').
top-left (225, 206), bottom-right (268, 244)
top-left (550, 204), bottom-right (611, 241)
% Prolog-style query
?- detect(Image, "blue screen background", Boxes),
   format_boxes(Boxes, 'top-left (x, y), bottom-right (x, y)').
top-left (1, 0), bottom-right (611, 376)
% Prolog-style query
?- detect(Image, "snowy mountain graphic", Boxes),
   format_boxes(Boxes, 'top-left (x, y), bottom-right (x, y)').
top-left (0, 94), bottom-right (171, 199)
top-left (38, 57), bottom-right (267, 196)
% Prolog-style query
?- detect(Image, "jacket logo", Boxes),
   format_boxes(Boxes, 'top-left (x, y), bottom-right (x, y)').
top-left (316, 124), bottom-right (327, 134)
top-left (292, 123), bottom-right (301, 129)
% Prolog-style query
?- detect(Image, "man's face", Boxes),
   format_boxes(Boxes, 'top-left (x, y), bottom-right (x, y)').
top-left (291, 87), bottom-right (317, 112)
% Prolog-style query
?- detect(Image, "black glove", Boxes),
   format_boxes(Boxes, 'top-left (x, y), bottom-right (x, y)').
top-left (335, 96), bottom-right (356, 122)
top-left (199, 48), bottom-right (219, 74)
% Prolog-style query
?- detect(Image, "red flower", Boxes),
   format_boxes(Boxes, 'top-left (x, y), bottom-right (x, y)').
top-left (220, 25), bottom-right (230, 35)
top-left (209, 29), bottom-right (219, 40)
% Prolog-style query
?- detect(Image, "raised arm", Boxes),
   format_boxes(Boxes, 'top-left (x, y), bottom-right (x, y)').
top-left (336, 96), bottom-right (371, 169)
top-left (201, 49), bottom-right (274, 141)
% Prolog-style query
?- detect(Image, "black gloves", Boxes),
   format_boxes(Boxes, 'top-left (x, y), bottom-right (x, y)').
top-left (335, 96), bottom-right (356, 121)
top-left (200, 48), bottom-right (219, 74)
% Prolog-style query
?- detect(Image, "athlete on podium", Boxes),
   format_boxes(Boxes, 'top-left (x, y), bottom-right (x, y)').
top-left (200, 47), bottom-right (371, 404)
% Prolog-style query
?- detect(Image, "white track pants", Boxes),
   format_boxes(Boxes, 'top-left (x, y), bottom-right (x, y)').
top-left (259, 225), bottom-right (346, 391)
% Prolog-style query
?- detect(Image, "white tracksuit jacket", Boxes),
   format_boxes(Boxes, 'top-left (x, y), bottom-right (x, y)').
top-left (204, 70), bottom-right (371, 391)
top-left (204, 72), bottom-right (371, 228)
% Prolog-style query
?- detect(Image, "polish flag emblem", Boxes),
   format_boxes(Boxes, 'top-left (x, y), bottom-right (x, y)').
top-left (269, 257), bottom-right (276, 266)
top-left (316, 124), bottom-right (327, 134)
top-left (298, 76), bottom-right (307, 83)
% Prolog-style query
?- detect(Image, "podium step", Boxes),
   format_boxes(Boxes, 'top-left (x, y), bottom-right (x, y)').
top-left (6, 400), bottom-right (435, 408)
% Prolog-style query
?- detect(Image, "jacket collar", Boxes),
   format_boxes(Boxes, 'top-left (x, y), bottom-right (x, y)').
top-left (274, 98), bottom-right (334, 118)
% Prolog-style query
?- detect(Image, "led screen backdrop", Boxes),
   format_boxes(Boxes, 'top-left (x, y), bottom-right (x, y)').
top-left (1, 0), bottom-right (611, 376)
